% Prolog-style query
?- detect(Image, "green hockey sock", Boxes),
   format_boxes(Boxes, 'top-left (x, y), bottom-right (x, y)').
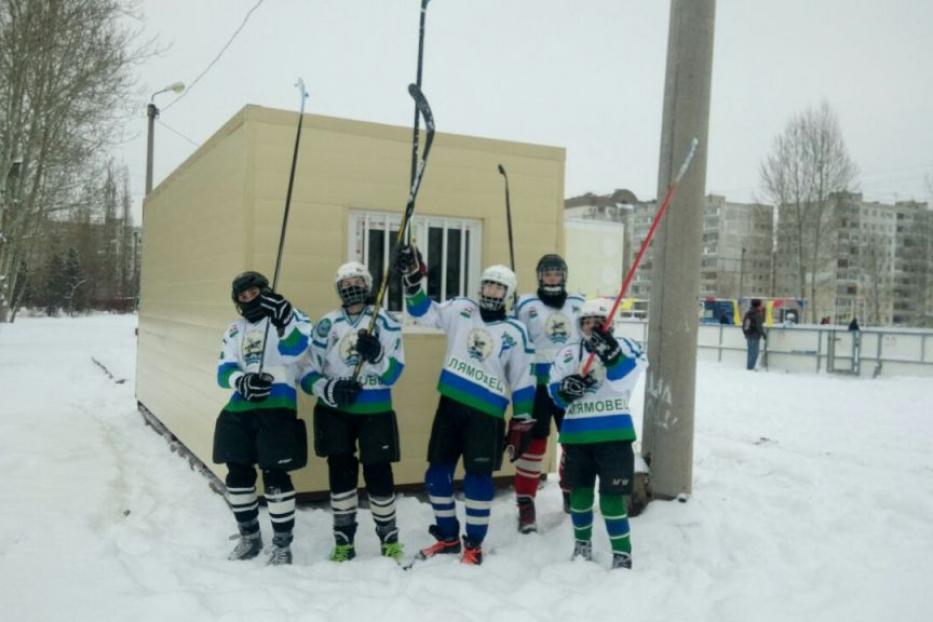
top-left (570, 487), bottom-right (595, 542)
top-left (601, 494), bottom-right (632, 555)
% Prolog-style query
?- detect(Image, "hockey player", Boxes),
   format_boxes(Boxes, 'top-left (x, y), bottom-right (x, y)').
top-left (548, 298), bottom-right (646, 570)
top-left (213, 271), bottom-right (312, 565)
top-left (298, 262), bottom-right (406, 562)
top-left (512, 254), bottom-right (584, 531)
top-left (395, 244), bottom-right (536, 565)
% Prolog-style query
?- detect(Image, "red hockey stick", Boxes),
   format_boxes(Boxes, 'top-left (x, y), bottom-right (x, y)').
top-left (581, 137), bottom-right (699, 376)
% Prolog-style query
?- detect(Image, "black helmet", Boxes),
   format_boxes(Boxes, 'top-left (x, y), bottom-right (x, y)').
top-left (536, 254), bottom-right (568, 307)
top-left (231, 271), bottom-right (269, 303)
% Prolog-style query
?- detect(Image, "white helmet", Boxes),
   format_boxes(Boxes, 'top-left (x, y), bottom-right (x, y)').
top-left (335, 261), bottom-right (373, 307)
top-left (580, 298), bottom-right (612, 328)
top-left (478, 264), bottom-right (517, 311)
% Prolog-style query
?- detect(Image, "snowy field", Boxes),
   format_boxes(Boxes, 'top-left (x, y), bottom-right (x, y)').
top-left (2, 314), bottom-right (933, 622)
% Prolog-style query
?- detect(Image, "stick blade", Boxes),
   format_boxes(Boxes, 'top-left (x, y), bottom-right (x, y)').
top-left (407, 83), bottom-right (435, 135)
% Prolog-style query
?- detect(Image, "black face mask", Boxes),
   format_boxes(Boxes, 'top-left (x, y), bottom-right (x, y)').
top-left (479, 307), bottom-right (506, 323)
top-left (537, 286), bottom-right (567, 309)
top-left (239, 296), bottom-right (266, 323)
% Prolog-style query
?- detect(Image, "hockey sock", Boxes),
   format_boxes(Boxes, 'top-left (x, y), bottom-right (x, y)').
top-left (570, 487), bottom-right (595, 542)
top-left (558, 445), bottom-right (570, 493)
top-left (262, 469), bottom-right (295, 535)
top-left (600, 494), bottom-right (632, 555)
top-left (364, 462), bottom-right (398, 542)
top-left (226, 463), bottom-right (259, 534)
top-left (463, 471), bottom-right (494, 544)
top-left (425, 463), bottom-right (458, 539)
top-left (514, 436), bottom-right (547, 499)
top-left (331, 489), bottom-right (358, 543)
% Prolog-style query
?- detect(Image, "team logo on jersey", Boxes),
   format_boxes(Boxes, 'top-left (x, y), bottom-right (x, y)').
top-left (499, 332), bottom-right (516, 357)
top-left (338, 332), bottom-right (361, 366)
top-left (315, 318), bottom-right (332, 339)
top-left (241, 328), bottom-right (265, 366)
top-left (545, 313), bottom-right (571, 344)
top-left (466, 328), bottom-right (494, 362)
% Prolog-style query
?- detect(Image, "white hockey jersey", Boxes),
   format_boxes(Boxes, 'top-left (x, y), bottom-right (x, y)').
top-left (216, 311), bottom-right (313, 412)
top-left (298, 306), bottom-right (404, 414)
top-left (548, 335), bottom-right (647, 444)
top-left (406, 289), bottom-right (535, 419)
top-left (514, 293), bottom-right (585, 385)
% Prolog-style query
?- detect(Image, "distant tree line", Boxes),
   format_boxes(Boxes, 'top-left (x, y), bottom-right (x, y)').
top-left (0, 0), bottom-right (151, 322)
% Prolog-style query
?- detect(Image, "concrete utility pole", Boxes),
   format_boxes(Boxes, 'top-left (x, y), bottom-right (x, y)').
top-left (642, 0), bottom-right (716, 500)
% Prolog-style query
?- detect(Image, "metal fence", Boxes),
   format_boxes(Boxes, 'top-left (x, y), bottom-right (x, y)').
top-left (614, 320), bottom-right (933, 378)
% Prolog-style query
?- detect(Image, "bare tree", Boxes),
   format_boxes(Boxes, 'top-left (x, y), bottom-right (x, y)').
top-left (761, 102), bottom-right (858, 322)
top-left (0, 0), bottom-right (151, 321)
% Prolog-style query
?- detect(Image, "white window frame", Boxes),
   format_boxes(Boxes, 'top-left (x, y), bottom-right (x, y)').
top-left (347, 209), bottom-right (483, 318)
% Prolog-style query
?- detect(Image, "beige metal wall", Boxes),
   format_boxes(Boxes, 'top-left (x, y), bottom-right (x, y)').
top-left (138, 105), bottom-right (566, 494)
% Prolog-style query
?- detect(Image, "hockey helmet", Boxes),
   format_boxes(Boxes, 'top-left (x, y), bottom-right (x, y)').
top-left (478, 264), bottom-right (517, 311)
top-left (335, 261), bottom-right (373, 307)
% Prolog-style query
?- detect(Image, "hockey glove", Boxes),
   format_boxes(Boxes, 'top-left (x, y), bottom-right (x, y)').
top-left (584, 327), bottom-right (622, 366)
top-left (324, 378), bottom-right (363, 409)
top-left (393, 244), bottom-right (426, 293)
top-left (236, 372), bottom-right (274, 402)
top-left (354, 329), bottom-right (384, 364)
top-left (258, 292), bottom-right (294, 333)
top-left (557, 374), bottom-right (597, 405)
top-left (505, 417), bottom-right (535, 463)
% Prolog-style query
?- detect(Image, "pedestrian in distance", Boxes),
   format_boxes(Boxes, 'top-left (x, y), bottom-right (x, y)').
top-left (742, 298), bottom-right (766, 371)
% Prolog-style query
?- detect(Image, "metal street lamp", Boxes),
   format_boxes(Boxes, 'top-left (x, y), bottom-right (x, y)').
top-left (145, 81), bottom-right (185, 196)
top-left (738, 246), bottom-right (746, 304)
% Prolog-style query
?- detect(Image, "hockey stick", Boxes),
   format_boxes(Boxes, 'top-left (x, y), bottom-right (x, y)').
top-left (353, 84), bottom-right (436, 379)
top-left (258, 79), bottom-right (309, 375)
top-left (497, 163), bottom-right (518, 307)
top-left (580, 137), bottom-right (699, 377)
top-left (404, 0), bottom-right (431, 245)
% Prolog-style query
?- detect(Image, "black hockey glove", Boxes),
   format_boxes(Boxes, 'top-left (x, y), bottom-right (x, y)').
top-left (258, 292), bottom-right (294, 333)
top-left (324, 378), bottom-right (363, 409)
top-left (355, 329), bottom-right (384, 364)
top-left (236, 372), bottom-right (274, 402)
top-left (505, 416), bottom-right (535, 463)
top-left (584, 327), bottom-right (622, 366)
top-left (557, 374), bottom-right (597, 405)
top-left (393, 244), bottom-right (426, 293)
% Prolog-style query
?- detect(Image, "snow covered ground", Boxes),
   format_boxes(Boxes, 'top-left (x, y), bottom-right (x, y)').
top-left (2, 314), bottom-right (933, 622)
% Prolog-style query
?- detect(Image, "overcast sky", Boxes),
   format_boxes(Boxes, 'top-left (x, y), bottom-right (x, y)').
top-left (118, 0), bottom-right (933, 223)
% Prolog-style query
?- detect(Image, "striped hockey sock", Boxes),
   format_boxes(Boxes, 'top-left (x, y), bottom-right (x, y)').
top-left (226, 484), bottom-right (260, 534)
top-left (369, 493), bottom-right (398, 543)
top-left (463, 472), bottom-right (493, 544)
top-left (514, 436), bottom-right (547, 499)
top-left (331, 489), bottom-right (358, 543)
top-left (600, 494), bottom-right (632, 555)
top-left (570, 487), bottom-right (595, 542)
top-left (265, 485), bottom-right (296, 535)
top-left (425, 463), bottom-right (459, 539)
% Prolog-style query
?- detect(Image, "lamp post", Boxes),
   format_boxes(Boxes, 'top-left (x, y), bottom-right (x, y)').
top-left (738, 246), bottom-right (746, 304)
top-left (145, 82), bottom-right (185, 196)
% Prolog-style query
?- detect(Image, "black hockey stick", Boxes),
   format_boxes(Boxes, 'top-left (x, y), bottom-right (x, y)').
top-left (404, 0), bottom-right (431, 245)
top-left (353, 84), bottom-right (435, 379)
top-left (497, 163), bottom-right (518, 306)
top-left (258, 79), bottom-right (309, 375)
